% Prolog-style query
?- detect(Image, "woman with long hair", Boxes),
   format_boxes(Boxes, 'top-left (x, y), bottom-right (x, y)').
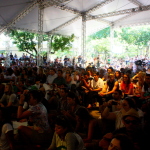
top-left (36, 67), bottom-right (47, 84)
top-left (119, 74), bottom-right (133, 96)
top-left (0, 84), bottom-right (17, 107)
top-left (114, 71), bottom-right (122, 83)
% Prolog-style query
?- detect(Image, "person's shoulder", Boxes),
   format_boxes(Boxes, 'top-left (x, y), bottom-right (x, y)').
top-left (2, 123), bottom-right (13, 132)
top-left (65, 132), bottom-right (76, 139)
top-left (115, 81), bottom-right (119, 85)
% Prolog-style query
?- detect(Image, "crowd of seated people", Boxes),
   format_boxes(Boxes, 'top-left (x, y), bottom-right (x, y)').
top-left (0, 64), bottom-right (150, 150)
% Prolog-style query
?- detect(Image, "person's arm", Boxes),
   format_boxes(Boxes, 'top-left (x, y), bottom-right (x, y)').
top-left (101, 106), bottom-right (116, 120)
top-left (92, 79), bottom-right (104, 92)
top-left (0, 94), bottom-right (5, 103)
top-left (99, 83), bottom-right (108, 96)
top-left (83, 119), bottom-right (96, 143)
top-left (73, 73), bottom-right (79, 81)
top-left (91, 87), bottom-right (102, 92)
top-left (7, 94), bottom-right (16, 107)
top-left (17, 94), bottom-right (32, 119)
top-left (6, 130), bottom-right (16, 150)
top-left (3, 124), bottom-right (16, 150)
top-left (65, 132), bottom-right (79, 150)
top-left (107, 81), bottom-right (119, 95)
top-left (48, 132), bottom-right (56, 150)
top-left (65, 75), bottom-right (72, 83)
top-left (81, 78), bottom-right (90, 89)
top-left (131, 74), bottom-right (138, 81)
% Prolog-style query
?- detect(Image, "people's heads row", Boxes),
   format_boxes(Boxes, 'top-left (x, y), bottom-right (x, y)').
top-left (104, 133), bottom-right (135, 150)
top-left (54, 115), bottom-right (74, 135)
top-left (100, 109), bottom-right (140, 150)
top-left (108, 134), bottom-right (134, 150)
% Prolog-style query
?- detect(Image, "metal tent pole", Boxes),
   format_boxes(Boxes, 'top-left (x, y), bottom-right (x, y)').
top-left (81, 13), bottom-right (86, 68)
top-left (37, 0), bottom-right (44, 66)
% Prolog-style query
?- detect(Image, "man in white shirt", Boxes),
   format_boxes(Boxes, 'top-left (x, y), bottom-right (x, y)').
top-left (70, 71), bottom-right (79, 85)
top-left (86, 72), bottom-right (104, 108)
top-left (44, 68), bottom-right (57, 100)
top-left (46, 68), bottom-right (57, 84)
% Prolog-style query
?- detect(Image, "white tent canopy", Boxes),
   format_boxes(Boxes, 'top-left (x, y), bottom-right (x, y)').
top-left (0, 0), bottom-right (150, 37)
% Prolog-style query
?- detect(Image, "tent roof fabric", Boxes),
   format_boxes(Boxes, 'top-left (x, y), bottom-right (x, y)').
top-left (0, 0), bottom-right (150, 36)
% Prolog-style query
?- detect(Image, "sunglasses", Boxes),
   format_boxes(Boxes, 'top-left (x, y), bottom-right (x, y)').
top-left (124, 119), bottom-right (138, 125)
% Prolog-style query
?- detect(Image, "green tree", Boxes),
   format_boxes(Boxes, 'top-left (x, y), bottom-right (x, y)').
top-left (119, 26), bottom-right (150, 56)
top-left (7, 30), bottom-right (75, 57)
top-left (87, 38), bottom-right (111, 61)
top-left (89, 27), bottom-right (110, 39)
top-left (8, 30), bottom-right (37, 56)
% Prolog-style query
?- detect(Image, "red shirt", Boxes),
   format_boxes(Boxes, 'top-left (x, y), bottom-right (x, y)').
top-left (120, 82), bottom-right (133, 94)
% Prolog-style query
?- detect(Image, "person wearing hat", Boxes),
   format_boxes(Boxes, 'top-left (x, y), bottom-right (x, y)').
top-left (113, 108), bottom-right (148, 150)
top-left (101, 97), bottom-right (138, 130)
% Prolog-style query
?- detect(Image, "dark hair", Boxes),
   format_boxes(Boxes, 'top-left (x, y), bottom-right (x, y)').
top-left (55, 115), bottom-right (74, 132)
top-left (115, 71), bottom-right (121, 79)
top-left (61, 88), bottom-right (69, 94)
top-left (5, 83), bottom-right (14, 95)
top-left (28, 90), bottom-right (43, 102)
top-left (115, 90), bottom-right (122, 96)
top-left (112, 134), bottom-right (134, 150)
top-left (7, 68), bottom-right (14, 75)
top-left (67, 91), bottom-right (80, 105)
top-left (107, 67), bottom-right (113, 72)
top-left (57, 69), bottom-right (63, 74)
top-left (93, 71), bottom-right (99, 76)
top-left (83, 71), bottom-right (90, 76)
top-left (124, 97), bottom-right (136, 108)
top-left (123, 74), bottom-right (131, 87)
top-left (50, 68), bottom-right (56, 73)
top-left (75, 107), bottom-right (94, 121)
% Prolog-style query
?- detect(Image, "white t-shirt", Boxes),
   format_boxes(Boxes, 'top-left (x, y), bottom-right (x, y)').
top-left (46, 74), bottom-right (57, 84)
top-left (90, 78), bottom-right (104, 89)
top-left (0, 123), bottom-right (13, 150)
top-left (71, 75), bottom-right (79, 85)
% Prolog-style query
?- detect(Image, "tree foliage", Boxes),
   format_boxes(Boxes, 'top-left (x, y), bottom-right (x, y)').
top-left (7, 30), bottom-right (75, 56)
top-left (87, 25), bottom-right (150, 59)
top-left (119, 26), bottom-right (150, 47)
top-left (89, 27), bottom-right (110, 39)
top-left (8, 30), bottom-right (37, 56)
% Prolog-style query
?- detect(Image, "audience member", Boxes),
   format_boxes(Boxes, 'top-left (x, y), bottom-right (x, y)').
top-left (99, 73), bottom-right (119, 102)
top-left (120, 74), bottom-right (133, 97)
top-left (0, 84), bottom-right (17, 107)
top-left (0, 107), bottom-right (16, 150)
top-left (108, 134), bottom-right (134, 150)
top-left (48, 115), bottom-right (85, 150)
top-left (17, 90), bottom-right (53, 146)
top-left (75, 107), bottom-right (102, 150)
top-left (113, 108), bottom-right (148, 150)
top-left (53, 70), bottom-right (66, 87)
top-left (101, 97), bottom-right (137, 129)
